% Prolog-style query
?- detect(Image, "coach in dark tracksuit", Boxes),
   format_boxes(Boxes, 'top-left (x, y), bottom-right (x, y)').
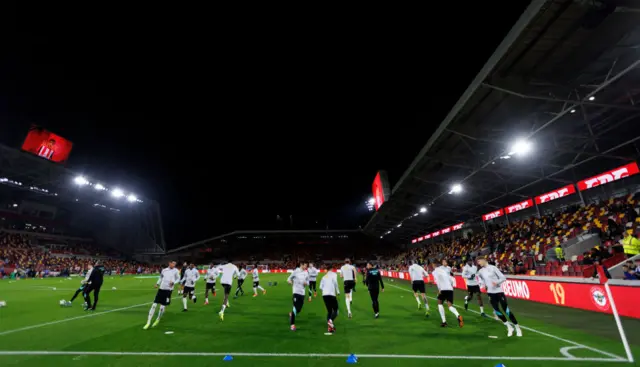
top-left (83, 262), bottom-right (105, 311)
top-left (365, 262), bottom-right (384, 318)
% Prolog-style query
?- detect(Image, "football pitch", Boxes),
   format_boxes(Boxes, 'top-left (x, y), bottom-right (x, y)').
top-left (0, 274), bottom-right (638, 366)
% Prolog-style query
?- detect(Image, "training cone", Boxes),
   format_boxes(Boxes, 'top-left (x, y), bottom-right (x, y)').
top-left (223, 355), bottom-right (233, 361)
top-left (346, 354), bottom-right (358, 364)
top-left (495, 364), bottom-right (506, 367)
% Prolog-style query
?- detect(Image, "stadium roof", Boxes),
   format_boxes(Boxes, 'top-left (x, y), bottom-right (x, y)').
top-left (168, 229), bottom-right (363, 254)
top-left (365, 0), bottom-right (640, 243)
top-left (0, 143), bottom-right (166, 252)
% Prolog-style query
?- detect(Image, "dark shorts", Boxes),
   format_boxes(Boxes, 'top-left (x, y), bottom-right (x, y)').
top-left (467, 285), bottom-right (481, 294)
top-left (344, 280), bottom-right (355, 293)
top-left (183, 286), bottom-right (195, 295)
top-left (412, 280), bottom-right (426, 293)
top-left (253, 281), bottom-right (259, 287)
top-left (488, 292), bottom-right (508, 305)
top-left (154, 289), bottom-right (172, 306)
top-left (437, 290), bottom-right (454, 303)
top-left (222, 283), bottom-right (232, 295)
top-left (293, 293), bottom-right (305, 312)
top-left (206, 283), bottom-right (216, 290)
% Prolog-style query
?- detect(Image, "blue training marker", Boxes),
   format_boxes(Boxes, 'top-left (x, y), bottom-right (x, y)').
top-left (495, 364), bottom-right (506, 367)
top-left (346, 354), bottom-right (358, 364)
top-left (223, 355), bottom-right (233, 361)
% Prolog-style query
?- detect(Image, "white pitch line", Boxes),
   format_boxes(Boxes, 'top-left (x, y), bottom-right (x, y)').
top-left (385, 283), bottom-right (627, 361)
top-left (0, 350), bottom-right (628, 362)
top-left (561, 346), bottom-right (584, 359)
top-left (0, 292), bottom-right (198, 337)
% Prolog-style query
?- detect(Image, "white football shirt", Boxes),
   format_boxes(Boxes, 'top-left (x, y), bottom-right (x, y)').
top-left (408, 264), bottom-right (428, 282)
top-left (220, 263), bottom-right (239, 285)
top-left (157, 267), bottom-right (181, 291)
top-left (432, 266), bottom-right (454, 292)
top-left (238, 269), bottom-right (247, 280)
top-left (477, 265), bottom-right (507, 294)
top-left (340, 264), bottom-right (356, 281)
top-left (252, 268), bottom-right (259, 282)
top-left (206, 268), bottom-right (219, 284)
top-left (183, 268), bottom-right (200, 287)
top-left (320, 272), bottom-right (340, 296)
top-left (287, 267), bottom-right (309, 295)
top-left (308, 267), bottom-right (319, 281)
top-left (462, 265), bottom-right (479, 286)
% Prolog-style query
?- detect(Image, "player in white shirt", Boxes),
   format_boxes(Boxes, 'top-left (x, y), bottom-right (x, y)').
top-left (144, 261), bottom-right (181, 329)
top-left (432, 260), bottom-right (463, 328)
top-left (234, 265), bottom-right (248, 298)
top-left (218, 261), bottom-right (240, 321)
top-left (204, 263), bottom-right (220, 305)
top-left (476, 256), bottom-right (522, 337)
top-left (408, 261), bottom-right (430, 315)
top-left (252, 264), bottom-right (266, 297)
top-left (307, 263), bottom-right (319, 301)
top-left (339, 259), bottom-right (357, 318)
top-left (287, 262), bottom-right (309, 331)
top-left (181, 263), bottom-right (200, 311)
top-left (320, 270), bottom-right (340, 333)
top-left (462, 259), bottom-right (485, 316)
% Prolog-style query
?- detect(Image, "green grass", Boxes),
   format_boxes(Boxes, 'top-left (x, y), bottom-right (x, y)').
top-left (0, 274), bottom-right (638, 366)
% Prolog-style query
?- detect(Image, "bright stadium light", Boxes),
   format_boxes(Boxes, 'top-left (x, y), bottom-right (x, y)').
top-left (94, 183), bottom-right (106, 191)
top-left (419, 206), bottom-right (427, 213)
top-left (449, 183), bottom-right (462, 195)
top-left (368, 197), bottom-right (375, 205)
top-left (74, 176), bottom-right (89, 185)
top-left (396, 223), bottom-right (402, 228)
top-left (111, 188), bottom-right (124, 198)
top-left (588, 96), bottom-right (595, 101)
top-left (127, 194), bottom-right (137, 202)
top-left (509, 139), bottom-right (532, 156)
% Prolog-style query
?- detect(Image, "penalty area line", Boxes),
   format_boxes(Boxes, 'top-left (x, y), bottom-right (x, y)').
top-left (385, 283), bottom-right (627, 362)
top-left (0, 350), bottom-right (628, 362)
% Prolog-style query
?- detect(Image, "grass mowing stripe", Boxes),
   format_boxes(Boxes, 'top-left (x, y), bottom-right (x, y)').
top-left (385, 282), bottom-right (627, 361)
top-left (0, 350), bottom-right (627, 362)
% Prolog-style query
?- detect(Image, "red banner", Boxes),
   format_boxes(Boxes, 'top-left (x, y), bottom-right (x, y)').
top-left (482, 209), bottom-right (504, 221)
top-left (504, 198), bottom-right (533, 214)
top-left (577, 162), bottom-right (640, 191)
top-left (535, 184), bottom-right (576, 205)
top-left (381, 271), bottom-right (640, 319)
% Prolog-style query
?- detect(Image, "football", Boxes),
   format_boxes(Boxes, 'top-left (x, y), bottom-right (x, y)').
top-left (0, 300), bottom-right (7, 307)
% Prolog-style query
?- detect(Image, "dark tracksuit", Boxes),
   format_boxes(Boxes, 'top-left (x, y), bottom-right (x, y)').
top-left (83, 265), bottom-right (105, 310)
top-left (365, 267), bottom-right (384, 314)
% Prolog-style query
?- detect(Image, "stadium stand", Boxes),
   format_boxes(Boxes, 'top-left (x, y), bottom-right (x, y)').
top-left (362, 0), bottom-right (640, 283)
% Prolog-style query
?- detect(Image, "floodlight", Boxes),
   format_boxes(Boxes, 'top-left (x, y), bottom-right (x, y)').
top-left (449, 183), bottom-right (463, 194)
top-left (111, 188), bottom-right (124, 198)
top-left (509, 139), bottom-right (532, 156)
top-left (94, 183), bottom-right (105, 191)
top-left (127, 194), bottom-right (137, 202)
top-left (396, 223), bottom-right (402, 227)
top-left (419, 206), bottom-right (427, 213)
top-left (368, 197), bottom-right (375, 205)
top-left (74, 176), bottom-right (89, 185)
top-left (588, 96), bottom-right (595, 101)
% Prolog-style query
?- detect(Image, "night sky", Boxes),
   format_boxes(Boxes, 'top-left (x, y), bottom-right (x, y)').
top-left (0, 3), bottom-right (529, 247)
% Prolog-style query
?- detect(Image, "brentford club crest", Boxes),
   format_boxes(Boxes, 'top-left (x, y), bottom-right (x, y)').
top-left (589, 286), bottom-right (610, 312)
